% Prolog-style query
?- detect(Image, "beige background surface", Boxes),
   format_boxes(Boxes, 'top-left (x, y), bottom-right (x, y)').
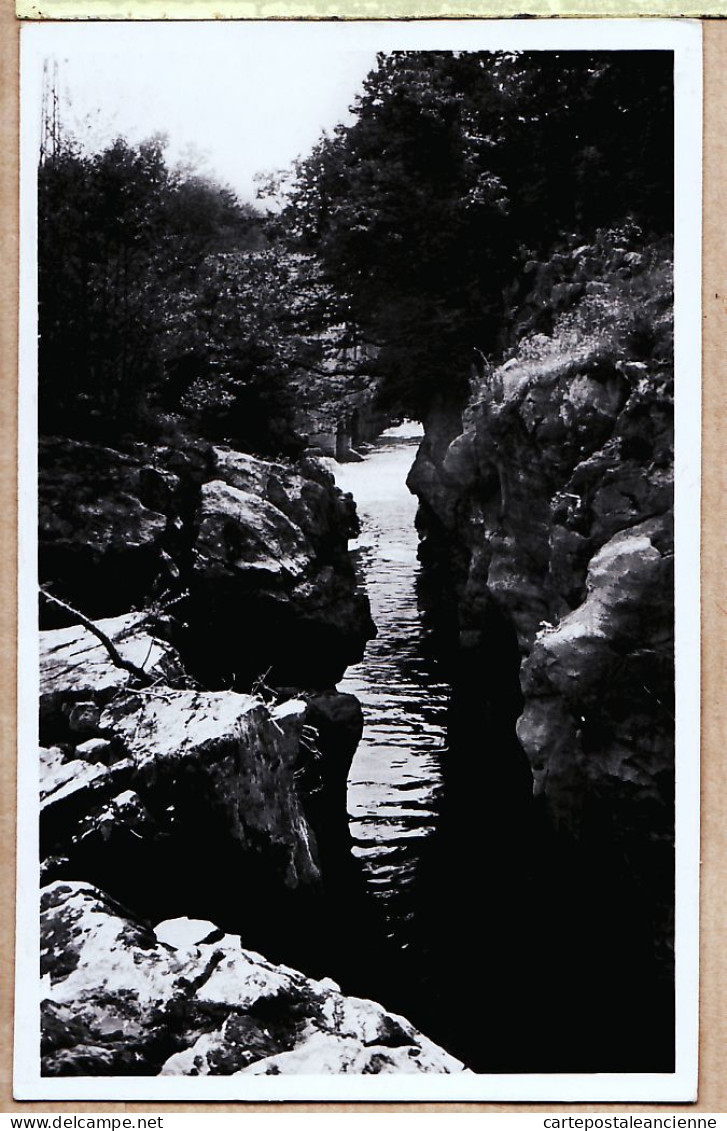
top-left (0, 12), bottom-right (723, 1112)
top-left (12, 3), bottom-right (727, 22)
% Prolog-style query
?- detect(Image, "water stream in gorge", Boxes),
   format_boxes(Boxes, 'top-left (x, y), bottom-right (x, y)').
top-left (330, 423), bottom-right (669, 1072)
top-left (333, 422), bottom-right (450, 948)
top-left (331, 425), bottom-right (540, 1067)
top-left (330, 424), bottom-right (673, 1073)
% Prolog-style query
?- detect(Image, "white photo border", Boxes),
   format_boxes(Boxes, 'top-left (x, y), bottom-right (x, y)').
top-left (15, 16), bottom-right (702, 1102)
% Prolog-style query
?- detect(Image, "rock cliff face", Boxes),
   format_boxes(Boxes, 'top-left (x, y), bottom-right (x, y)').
top-left (408, 235), bottom-right (675, 976)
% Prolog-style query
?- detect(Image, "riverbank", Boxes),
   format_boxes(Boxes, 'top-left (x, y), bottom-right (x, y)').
top-left (37, 432), bottom-right (468, 1075)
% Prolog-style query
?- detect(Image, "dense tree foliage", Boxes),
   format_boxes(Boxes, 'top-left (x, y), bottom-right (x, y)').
top-left (39, 52), bottom-right (673, 443)
top-left (275, 51), bottom-right (673, 416)
top-left (37, 136), bottom-right (303, 449)
top-left (160, 249), bottom-right (347, 454)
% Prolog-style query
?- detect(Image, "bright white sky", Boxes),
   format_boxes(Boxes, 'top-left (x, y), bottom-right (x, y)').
top-left (23, 24), bottom-right (378, 202)
top-left (22, 20), bottom-right (694, 206)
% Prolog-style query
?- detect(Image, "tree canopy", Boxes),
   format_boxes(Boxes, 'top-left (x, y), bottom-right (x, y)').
top-left (39, 52), bottom-right (674, 444)
top-left (38, 135), bottom-right (282, 445)
top-left (274, 51), bottom-right (673, 417)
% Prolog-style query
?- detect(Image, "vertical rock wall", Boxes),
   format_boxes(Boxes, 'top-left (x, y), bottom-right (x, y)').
top-left (408, 235), bottom-right (675, 985)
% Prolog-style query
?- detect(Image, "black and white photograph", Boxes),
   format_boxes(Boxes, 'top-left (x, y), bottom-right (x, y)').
top-left (15, 19), bottom-right (701, 1102)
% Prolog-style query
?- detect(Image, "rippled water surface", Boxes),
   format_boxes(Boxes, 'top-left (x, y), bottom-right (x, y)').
top-left (334, 423), bottom-right (450, 944)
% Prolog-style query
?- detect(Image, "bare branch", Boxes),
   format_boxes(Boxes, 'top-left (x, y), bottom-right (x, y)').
top-left (40, 587), bottom-right (154, 686)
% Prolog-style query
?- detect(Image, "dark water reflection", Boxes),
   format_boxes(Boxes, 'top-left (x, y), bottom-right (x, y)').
top-left (334, 423), bottom-right (448, 946)
top-left (332, 424), bottom-right (674, 1075)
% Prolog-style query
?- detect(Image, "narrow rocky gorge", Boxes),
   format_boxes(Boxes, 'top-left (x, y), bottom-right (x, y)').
top-left (38, 436), bottom-right (466, 1075)
top-left (27, 36), bottom-right (686, 1093)
top-left (37, 231), bottom-right (676, 1077)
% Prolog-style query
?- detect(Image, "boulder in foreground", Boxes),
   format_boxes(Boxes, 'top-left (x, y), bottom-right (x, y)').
top-left (41, 882), bottom-right (467, 1077)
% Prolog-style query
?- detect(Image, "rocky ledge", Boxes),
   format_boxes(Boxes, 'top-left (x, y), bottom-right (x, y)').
top-left (35, 434), bottom-right (459, 1075)
top-left (39, 438), bottom-right (374, 688)
top-left (38, 566), bottom-right (371, 962)
top-left (41, 882), bottom-right (467, 1077)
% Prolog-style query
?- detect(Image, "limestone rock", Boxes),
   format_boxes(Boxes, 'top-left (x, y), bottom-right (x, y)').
top-left (101, 690), bottom-right (319, 889)
top-left (194, 480), bottom-right (313, 584)
top-left (40, 746), bottom-right (110, 813)
top-left (211, 447), bottom-right (359, 557)
top-left (237, 1030), bottom-right (462, 1075)
top-left (37, 604), bottom-right (371, 971)
top-left (517, 516), bottom-right (673, 837)
top-left (188, 454), bottom-right (374, 689)
top-left (40, 613), bottom-right (185, 737)
top-left (39, 437), bottom-right (373, 690)
top-left (408, 237), bottom-right (675, 975)
top-left (39, 689), bottom-right (322, 934)
top-left (38, 438), bottom-right (180, 619)
top-left (41, 883), bottom-right (466, 1077)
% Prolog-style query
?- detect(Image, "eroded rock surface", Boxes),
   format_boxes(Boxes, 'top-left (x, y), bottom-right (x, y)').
top-left (41, 883), bottom-right (466, 1077)
top-left (38, 439), bottom-right (178, 620)
top-left (39, 439), bottom-right (374, 688)
top-left (40, 613), bottom-right (186, 735)
top-left (40, 667), bottom-right (326, 928)
top-left (187, 447), bottom-right (373, 687)
top-left (38, 591), bottom-right (385, 980)
top-left (408, 236), bottom-right (675, 972)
